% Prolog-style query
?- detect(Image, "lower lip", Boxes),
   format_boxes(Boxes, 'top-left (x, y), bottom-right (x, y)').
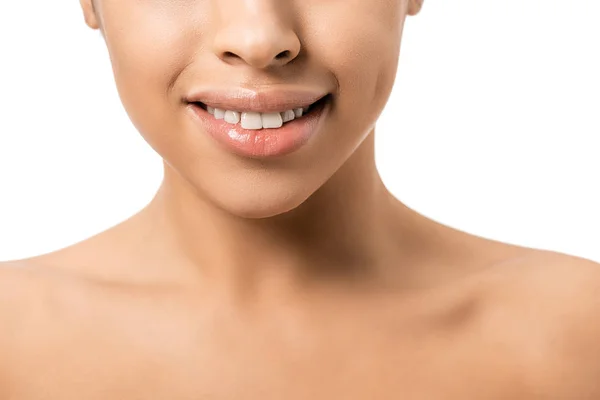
top-left (186, 96), bottom-right (330, 158)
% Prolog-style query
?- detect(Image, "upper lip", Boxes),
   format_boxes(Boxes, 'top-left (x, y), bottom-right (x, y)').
top-left (185, 87), bottom-right (330, 113)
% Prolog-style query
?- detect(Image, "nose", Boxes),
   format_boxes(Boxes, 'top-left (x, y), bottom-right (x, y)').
top-left (211, 0), bottom-right (301, 69)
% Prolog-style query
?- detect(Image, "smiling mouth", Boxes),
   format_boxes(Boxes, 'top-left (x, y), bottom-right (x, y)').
top-left (190, 94), bottom-right (331, 130)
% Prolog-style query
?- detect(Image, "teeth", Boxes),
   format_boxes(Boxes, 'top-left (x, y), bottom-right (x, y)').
top-left (261, 112), bottom-right (283, 129)
top-left (204, 104), bottom-right (313, 130)
top-left (241, 112), bottom-right (263, 130)
top-left (281, 110), bottom-right (296, 123)
top-left (224, 110), bottom-right (240, 124)
top-left (214, 108), bottom-right (225, 119)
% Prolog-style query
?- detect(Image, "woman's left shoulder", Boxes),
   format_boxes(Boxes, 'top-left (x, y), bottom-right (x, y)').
top-left (483, 249), bottom-right (600, 397)
top-left (489, 249), bottom-right (600, 328)
top-left (507, 249), bottom-right (600, 302)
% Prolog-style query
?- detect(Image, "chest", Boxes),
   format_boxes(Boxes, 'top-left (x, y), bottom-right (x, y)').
top-left (7, 313), bottom-right (528, 400)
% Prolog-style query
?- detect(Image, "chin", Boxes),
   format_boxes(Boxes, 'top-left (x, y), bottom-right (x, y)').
top-left (161, 152), bottom-right (327, 220)
top-left (209, 183), bottom-right (315, 220)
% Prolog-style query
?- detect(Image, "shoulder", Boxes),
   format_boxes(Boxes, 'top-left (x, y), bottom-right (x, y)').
top-left (481, 250), bottom-right (600, 397)
top-left (0, 260), bottom-right (57, 307)
top-left (0, 259), bottom-right (95, 332)
top-left (493, 250), bottom-right (600, 307)
top-left (0, 261), bottom-right (55, 343)
top-left (487, 250), bottom-right (600, 316)
top-left (0, 261), bottom-right (68, 364)
top-left (0, 261), bottom-right (43, 319)
top-left (0, 261), bottom-right (43, 392)
top-left (0, 260), bottom-right (86, 393)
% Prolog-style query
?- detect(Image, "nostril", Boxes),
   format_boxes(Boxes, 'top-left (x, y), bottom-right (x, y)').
top-left (275, 50), bottom-right (290, 60)
top-left (223, 51), bottom-right (239, 60)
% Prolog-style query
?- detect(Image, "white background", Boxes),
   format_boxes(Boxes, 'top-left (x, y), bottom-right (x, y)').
top-left (0, 1), bottom-right (598, 263)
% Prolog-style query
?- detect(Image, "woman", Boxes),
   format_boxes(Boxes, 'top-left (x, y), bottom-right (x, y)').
top-left (1, 0), bottom-right (599, 397)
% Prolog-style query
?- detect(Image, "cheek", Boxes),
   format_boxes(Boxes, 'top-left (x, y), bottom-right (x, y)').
top-left (101, 4), bottom-right (195, 152)
top-left (104, 5), bottom-right (190, 96)
top-left (307, 3), bottom-right (403, 124)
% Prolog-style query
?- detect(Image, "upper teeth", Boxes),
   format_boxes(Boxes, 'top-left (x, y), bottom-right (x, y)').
top-left (206, 105), bottom-right (311, 130)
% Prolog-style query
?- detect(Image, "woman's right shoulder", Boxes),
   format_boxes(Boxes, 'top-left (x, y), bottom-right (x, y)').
top-left (0, 260), bottom-right (51, 393)
top-left (0, 259), bottom-right (51, 304)
top-left (0, 260), bottom-right (52, 339)
top-left (0, 259), bottom-right (69, 348)
top-left (0, 260), bottom-right (65, 328)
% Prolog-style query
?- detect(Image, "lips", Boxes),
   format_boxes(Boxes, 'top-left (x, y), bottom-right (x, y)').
top-left (185, 87), bottom-right (330, 114)
top-left (191, 93), bottom-right (328, 118)
top-left (187, 93), bottom-right (332, 158)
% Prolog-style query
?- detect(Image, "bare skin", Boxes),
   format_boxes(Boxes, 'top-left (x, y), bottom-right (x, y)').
top-left (2, 233), bottom-right (600, 398)
top-left (2, 0), bottom-right (600, 398)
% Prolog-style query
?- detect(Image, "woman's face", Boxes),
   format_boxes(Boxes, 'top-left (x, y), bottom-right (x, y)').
top-left (80, 0), bottom-right (423, 218)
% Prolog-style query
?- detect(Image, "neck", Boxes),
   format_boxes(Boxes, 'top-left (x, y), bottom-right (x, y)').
top-left (141, 131), bottom-right (432, 295)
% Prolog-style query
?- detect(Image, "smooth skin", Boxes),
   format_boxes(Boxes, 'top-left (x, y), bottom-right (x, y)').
top-left (1, 0), bottom-right (600, 398)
